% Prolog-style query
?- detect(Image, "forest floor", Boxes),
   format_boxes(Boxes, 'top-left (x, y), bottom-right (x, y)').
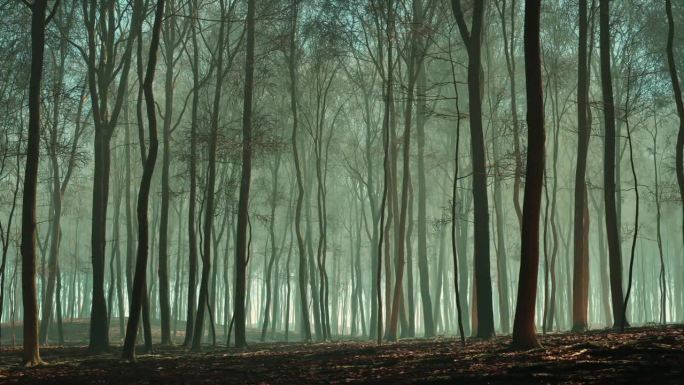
top-left (0, 324), bottom-right (682, 384)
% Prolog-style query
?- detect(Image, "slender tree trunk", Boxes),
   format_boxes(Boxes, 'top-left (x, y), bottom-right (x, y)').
top-left (666, 0), bottom-right (684, 322)
top-left (21, 0), bottom-right (49, 366)
top-left (376, 0), bottom-right (395, 345)
top-left (157, 0), bottom-right (179, 346)
top-left (261, 156), bottom-right (281, 341)
top-left (288, 0), bottom-right (311, 343)
top-left (495, 0), bottom-right (523, 228)
top-left (512, 0), bottom-right (544, 350)
top-left (451, 0), bottom-right (495, 338)
top-left (184, 0), bottom-right (201, 347)
top-left (121, 0), bottom-right (164, 361)
top-left (572, 0), bottom-right (591, 332)
top-left (233, 0), bottom-right (255, 349)
top-left (192, 0), bottom-right (229, 351)
top-left (388, 20), bottom-right (416, 340)
top-left (599, 0), bottom-right (626, 329)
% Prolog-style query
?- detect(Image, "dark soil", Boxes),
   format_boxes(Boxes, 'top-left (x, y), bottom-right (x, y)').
top-left (0, 325), bottom-right (682, 384)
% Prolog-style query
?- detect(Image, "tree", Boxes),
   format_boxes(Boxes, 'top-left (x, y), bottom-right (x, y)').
top-left (287, 0), bottom-right (312, 343)
top-left (666, 2), bottom-right (684, 300)
top-left (158, 0), bottom-right (188, 346)
top-left (20, 0), bottom-right (55, 367)
top-left (81, 0), bottom-right (143, 353)
top-left (511, 0), bottom-right (544, 350)
top-left (39, 1), bottom-right (84, 345)
top-left (376, 0), bottom-right (395, 345)
top-left (233, 0), bottom-right (256, 349)
top-left (414, 0), bottom-right (435, 339)
top-left (122, 0), bottom-right (165, 362)
top-left (599, 0), bottom-right (627, 329)
top-left (451, 0), bottom-right (495, 339)
top-left (571, 0), bottom-right (591, 333)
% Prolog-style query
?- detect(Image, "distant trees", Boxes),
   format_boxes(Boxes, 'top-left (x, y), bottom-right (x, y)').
top-left (3, 0), bottom-right (684, 362)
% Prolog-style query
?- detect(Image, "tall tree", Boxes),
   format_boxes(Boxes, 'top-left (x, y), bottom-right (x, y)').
top-left (512, 0), bottom-right (544, 350)
top-left (287, 0), bottom-right (312, 342)
top-left (158, 0), bottom-right (187, 346)
top-left (414, 0), bottom-right (435, 339)
top-left (122, 0), bottom-right (165, 361)
top-left (572, 0), bottom-right (590, 332)
top-left (21, 0), bottom-right (54, 367)
top-left (599, 0), bottom-right (626, 329)
top-left (82, 0), bottom-right (142, 352)
top-left (233, 0), bottom-right (256, 349)
top-left (376, 0), bottom-right (395, 345)
top-left (451, 0), bottom-right (495, 338)
top-left (666, 1), bottom-right (684, 302)
top-left (39, 2), bottom-right (83, 344)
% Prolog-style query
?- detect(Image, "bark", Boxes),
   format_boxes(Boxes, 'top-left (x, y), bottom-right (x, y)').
top-left (512, 0), bottom-right (544, 350)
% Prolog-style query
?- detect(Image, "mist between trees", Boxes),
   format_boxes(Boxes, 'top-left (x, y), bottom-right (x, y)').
top-left (1, 0), bottom-right (684, 365)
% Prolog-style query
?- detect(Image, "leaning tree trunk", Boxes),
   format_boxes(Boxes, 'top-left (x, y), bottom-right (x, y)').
top-left (512, 0), bottom-right (544, 350)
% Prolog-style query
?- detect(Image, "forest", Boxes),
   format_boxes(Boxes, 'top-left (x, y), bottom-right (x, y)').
top-left (0, 0), bottom-right (683, 383)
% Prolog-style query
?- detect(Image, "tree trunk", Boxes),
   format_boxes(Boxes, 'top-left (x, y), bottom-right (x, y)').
top-left (121, 0), bottom-right (164, 361)
top-left (233, 0), bottom-right (255, 348)
top-left (599, 0), bottom-right (626, 329)
top-left (512, 0), bottom-right (544, 350)
top-left (21, 0), bottom-right (49, 366)
top-left (571, 0), bottom-right (591, 332)
top-left (666, 0), bottom-right (684, 322)
top-left (287, 0), bottom-right (312, 343)
top-left (451, 0), bottom-right (495, 339)
top-left (184, 0), bottom-right (201, 347)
